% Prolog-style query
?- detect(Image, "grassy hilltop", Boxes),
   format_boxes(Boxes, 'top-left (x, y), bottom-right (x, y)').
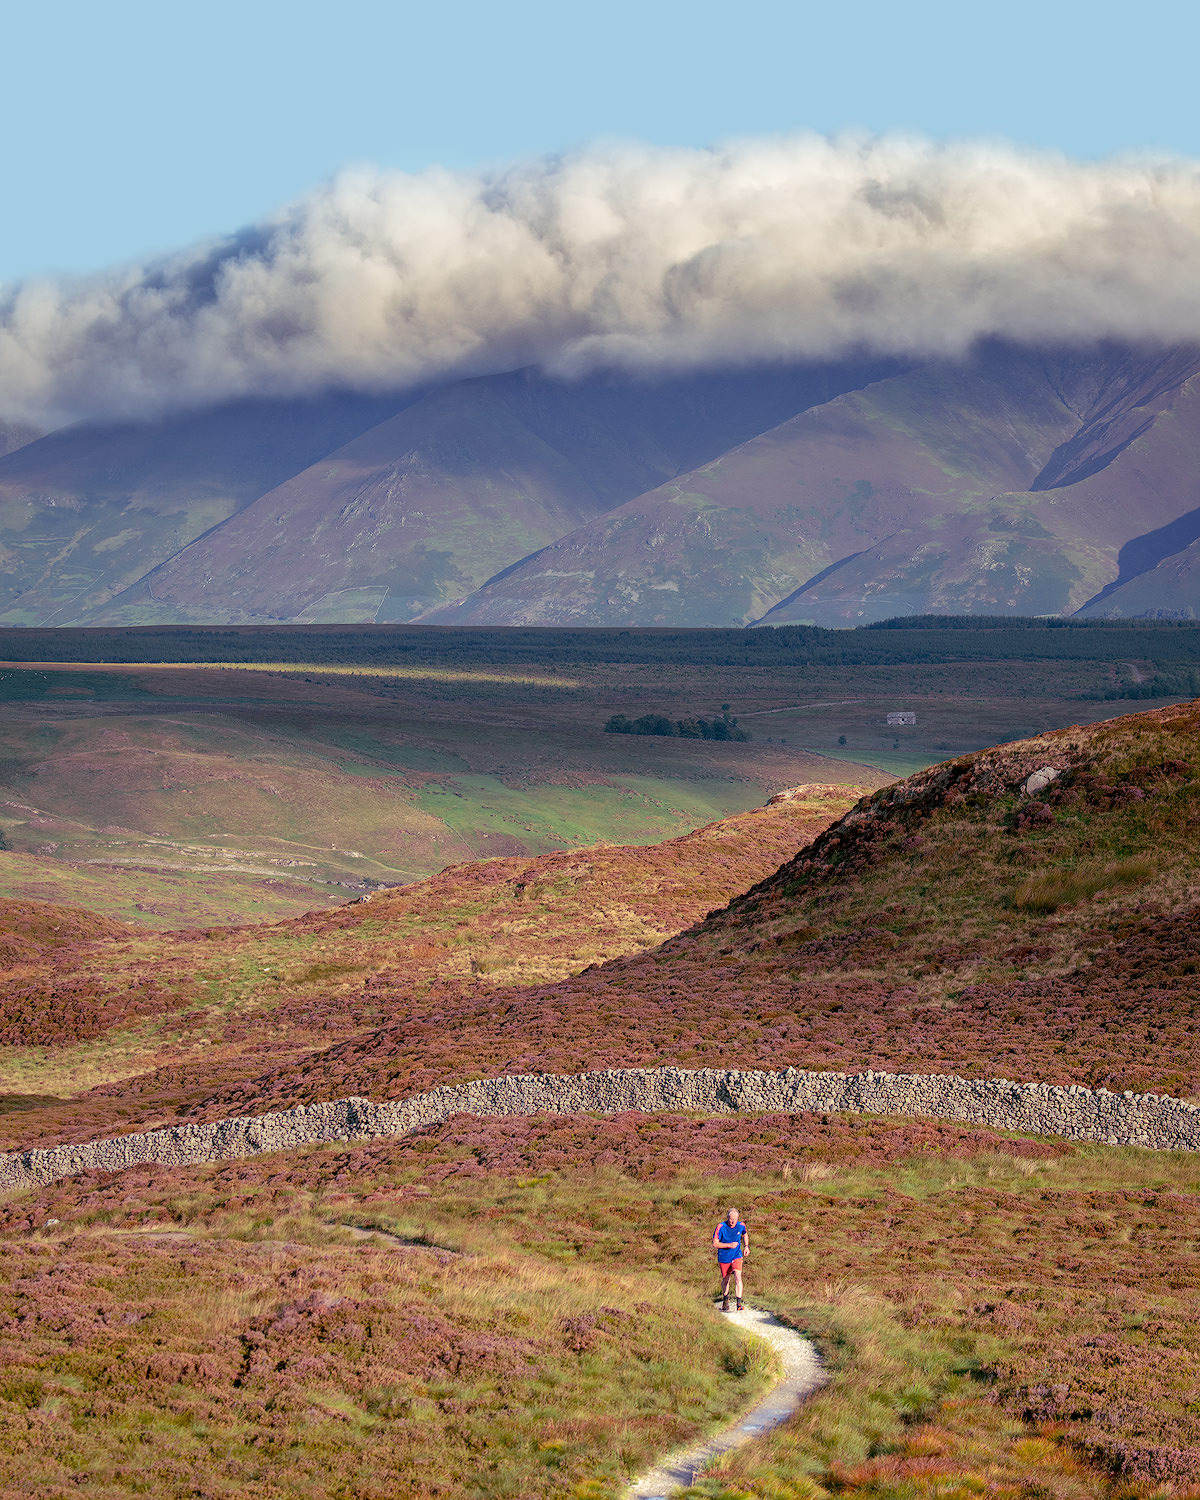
top-left (2, 696), bottom-right (1200, 1497)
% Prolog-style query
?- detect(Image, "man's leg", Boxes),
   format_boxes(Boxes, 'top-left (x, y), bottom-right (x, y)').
top-left (720, 1266), bottom-right (731, 1309)
top-left (733, 1263), bottom-right (744, 1308)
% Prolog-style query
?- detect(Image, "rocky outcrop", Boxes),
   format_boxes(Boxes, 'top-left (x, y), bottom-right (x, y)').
top-left (2, 1067), bottom-right (1198, 1193)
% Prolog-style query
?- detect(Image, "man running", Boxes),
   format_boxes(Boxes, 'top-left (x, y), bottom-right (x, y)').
top-left (713, 1207), bottom-right (749, 1311)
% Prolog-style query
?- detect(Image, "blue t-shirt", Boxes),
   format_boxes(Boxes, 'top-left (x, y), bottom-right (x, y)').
top-left (715, 1220), bottom-right (747, 1263)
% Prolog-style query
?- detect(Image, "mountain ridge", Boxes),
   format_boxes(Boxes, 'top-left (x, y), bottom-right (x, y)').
top-left (4, 343), bottom-right (1200, 626)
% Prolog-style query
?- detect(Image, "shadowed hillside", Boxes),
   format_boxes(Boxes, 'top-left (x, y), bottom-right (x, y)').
top-left (433, 345), bottom-right (1200, 626)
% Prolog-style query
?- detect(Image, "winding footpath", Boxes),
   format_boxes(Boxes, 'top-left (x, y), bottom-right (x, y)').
top-left (627, 1304), bottom-right (824, 1499)
top-left (4, 1064), bottom-right (1195, 1495)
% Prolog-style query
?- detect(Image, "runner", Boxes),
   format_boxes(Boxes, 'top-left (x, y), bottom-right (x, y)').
top-left (713, 1206), bottom-right (748, 1312)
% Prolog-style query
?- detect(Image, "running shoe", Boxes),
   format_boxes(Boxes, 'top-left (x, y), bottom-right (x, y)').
top-left (736, 1298), bottom-right (744, 1311)
top-left (721, 1295), bottom-right (730, 1312)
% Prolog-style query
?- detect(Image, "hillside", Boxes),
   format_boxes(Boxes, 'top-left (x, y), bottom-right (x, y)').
top-left (4, 710), bottom-right (1200, 1499)
top-left (433, 344), bottom-right (1200, 626)
top-left (0, 654), bottom-right (877, 926)
top-left (0, 787), bottom-right (865, 1149)
top-left (9, 361), bottom-right (891, 628)
top-left (86, 362), bottom-right (890, 625)
top-left (0, 896), bottom-right (128, 967)
top-left (0, 392), bottom-right (411, 627)
top-left (4, 621), bottom-right (1191, 927)
top-left (194, 698), bottom-right (1200, 1118)
top-left (7, 344), bottom-right (1200, 626)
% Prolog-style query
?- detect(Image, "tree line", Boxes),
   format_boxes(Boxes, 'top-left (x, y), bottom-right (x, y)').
top-left (604, 710), bottom-right (750, 741)
top-left (2, 618), bottom-right (1200, 670)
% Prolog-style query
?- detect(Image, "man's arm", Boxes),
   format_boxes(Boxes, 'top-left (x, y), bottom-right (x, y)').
top-left (712, 1225), bottom-right (721, 1249)
top-left (741, 1227), bottom-right (749, 1258)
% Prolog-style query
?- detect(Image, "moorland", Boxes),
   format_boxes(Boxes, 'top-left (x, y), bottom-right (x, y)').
top-left (3, 628), bottom-right (1200, 1498)
top-left (1, 618), bottom-right (1196, 923)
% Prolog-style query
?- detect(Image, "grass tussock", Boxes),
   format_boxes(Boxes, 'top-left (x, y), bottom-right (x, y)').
top-left (1013, 853), bottom-right (1157, 913)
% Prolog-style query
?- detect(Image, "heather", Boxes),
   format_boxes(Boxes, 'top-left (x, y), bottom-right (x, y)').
top-left (0, 897), bottom-right (128, 967)
top-left (191, 701), bottom-right (1200, 1121)
top-left (0, 1210), bottom-right (766, 1498)
top-left (0, 791), bottom-right (858, 1147)
top-left (7, 700), bottom-right (1200, 1495)
top-left (3, 1111), bottom-right (1198, 1497)
top-left (11, 702), bottom-right (1196, 1144)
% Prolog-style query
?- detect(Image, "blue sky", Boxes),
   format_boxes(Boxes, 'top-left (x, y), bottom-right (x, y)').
top-left (3, 0), bottom-right (1197, 283)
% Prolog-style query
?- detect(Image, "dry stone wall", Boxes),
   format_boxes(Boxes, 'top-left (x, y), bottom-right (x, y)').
top-left (3, 1067), bottom-right (1199, 1193)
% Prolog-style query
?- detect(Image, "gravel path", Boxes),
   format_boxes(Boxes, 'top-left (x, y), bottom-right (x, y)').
top-left (626, 1303), bottom-right (824, 1498)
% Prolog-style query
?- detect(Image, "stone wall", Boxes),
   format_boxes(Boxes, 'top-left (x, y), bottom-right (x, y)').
top-left (3, 1066), bottom-right (1198, 1193)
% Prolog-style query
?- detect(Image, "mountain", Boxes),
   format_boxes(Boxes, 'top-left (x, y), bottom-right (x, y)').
top-left (0, 418), bottom-right (41, 460)
top-left (85, 360), bottom-right (892, 625)
top-left (1076, 536), bottom-right (1200, 619)
top-left (6, 342), bottom-right (1200, 626)
top-left (431, 344), bottom-right (1200, 626)
top-left (0, 391), bottom-right (411, 626)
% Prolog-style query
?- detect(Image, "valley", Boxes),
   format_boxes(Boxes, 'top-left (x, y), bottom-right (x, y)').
top-left (3, 632), bottom-right (1200, 1498)
top-left (2, 617), bottom-right (1195, 923)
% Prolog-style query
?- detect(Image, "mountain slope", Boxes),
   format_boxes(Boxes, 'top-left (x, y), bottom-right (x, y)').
top-left (1076, 535), bottom-right (1200, 619)
top-left (9, 343), bottom-right (1200, 627)
top-left (0, 392), bottom-right (412, 626)
top-left (0, 418), bottom-right (41, 460)
top-left (766, 348), bottom-right (1200, 623)
top-left (91, 361), bottom-right (894, 624)
top-left (432, 345), bottom-right (1200, 626)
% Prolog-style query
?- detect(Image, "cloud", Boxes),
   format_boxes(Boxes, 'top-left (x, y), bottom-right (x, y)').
top-left (4, 136), bottom-right (1200, 426)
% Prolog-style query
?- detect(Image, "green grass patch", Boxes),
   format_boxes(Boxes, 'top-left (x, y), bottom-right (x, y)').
top-left (1012, 853), bottom-right (1157, 913)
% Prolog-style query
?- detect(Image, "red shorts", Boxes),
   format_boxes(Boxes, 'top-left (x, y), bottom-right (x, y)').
top-left (718, 1257), bottom-right (743, 1276)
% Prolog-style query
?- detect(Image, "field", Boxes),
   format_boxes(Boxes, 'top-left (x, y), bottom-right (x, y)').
top-left (2, 1114), bottom-right (1196, 1499)
top-left (1, 616), bottom-right (1193, 927)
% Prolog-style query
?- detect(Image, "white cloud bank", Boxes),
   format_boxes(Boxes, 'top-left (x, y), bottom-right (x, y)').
top-left (4, 135), bottom-right (1200, 425)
